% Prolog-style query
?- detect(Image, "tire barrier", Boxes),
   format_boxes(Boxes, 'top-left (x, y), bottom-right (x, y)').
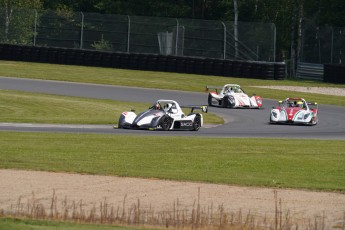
top-left (166, 56), bottom-right (176, 72)
top-left (194, 57), bottom-right (205, 75)
top-left (324, 64), bottom-right (345, 84)
top-left (241, 61), bottom-right (252, 78)
top-left (274, 62), bottom-right (286, 80)
top-left (223, 59), bottom-right (233, 77)
top-left (261, 62), bottom-right (275, 80)
top-left (232, 61), bottom-right (242, 78)
top-left (0, 44), bottom-right (292, 81)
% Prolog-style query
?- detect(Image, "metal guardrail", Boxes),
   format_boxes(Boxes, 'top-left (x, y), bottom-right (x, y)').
top-left (296, 62), bottom-right (324, 80)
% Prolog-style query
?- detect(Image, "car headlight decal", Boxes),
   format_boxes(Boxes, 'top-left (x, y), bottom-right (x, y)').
top-left (272, 111), bottom-right (277, 118)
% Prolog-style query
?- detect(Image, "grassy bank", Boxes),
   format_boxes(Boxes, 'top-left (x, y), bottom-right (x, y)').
top-left (0, 61), bottom-right (344, 106)
top-left (1, 132), bottom-right (344, 191)
top-left (0, 218), bottom-right (143, 230)
top-left (0, 90), bottom-right (223, 124)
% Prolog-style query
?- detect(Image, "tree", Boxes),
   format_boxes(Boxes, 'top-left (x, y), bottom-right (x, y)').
top-left (0, 0), bottom-right (42, 44)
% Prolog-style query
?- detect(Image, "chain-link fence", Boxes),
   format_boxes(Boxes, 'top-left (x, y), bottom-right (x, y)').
top-left (301, 21), bottom-right (345, 64)
top-left (0, 8), bottom-right (276, 62)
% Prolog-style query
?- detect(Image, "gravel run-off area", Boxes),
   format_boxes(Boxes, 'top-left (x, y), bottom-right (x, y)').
top-left (253, 86), bottom-right (345, 96)
top-left (1, 169), bottom-right (345, 228)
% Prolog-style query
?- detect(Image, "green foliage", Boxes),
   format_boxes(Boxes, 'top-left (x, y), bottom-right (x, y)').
top-left (38, 0), bottom-right (345, 62)
top-left (0, 132), bottom-right (344, 191)
top-left (91, 34), bottom-right (112, 51)
top-left (0, 0), bottom-right (42, 44)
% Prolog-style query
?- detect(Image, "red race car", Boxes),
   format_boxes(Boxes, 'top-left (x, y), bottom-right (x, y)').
top-left (270, 98), bottom-right (318, 125)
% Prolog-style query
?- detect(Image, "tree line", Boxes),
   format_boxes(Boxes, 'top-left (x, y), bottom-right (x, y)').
top-left (1, 0), bottom-right (344, 63)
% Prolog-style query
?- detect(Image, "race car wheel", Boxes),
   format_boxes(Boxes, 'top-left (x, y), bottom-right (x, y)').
top-left (208, 94), bottom-right (214, 106)
top-left (192, 115), bottom-right (201, 131)
top-left (309, 116), bottom-right (318, 126)
top-left (160, 115), bottom-right (171, 131)
top-left (118, 115), bottom-right (125, 128)
top-left (223, 96), bottom-right (235, 108)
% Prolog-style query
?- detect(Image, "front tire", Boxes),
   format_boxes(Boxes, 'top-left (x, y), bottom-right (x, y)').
top-left (309, 116), bottom-right (318, 126)
top-left (160, 115), bottom-right (171, 131)
top-left (192, 115), bottom-right (201, 131)
top-left (223, 96), bottom-right (235, 108)
top-left (208, 94), bottom-right (213, 106)
top-left (118, 115), bottom-right (125, 128)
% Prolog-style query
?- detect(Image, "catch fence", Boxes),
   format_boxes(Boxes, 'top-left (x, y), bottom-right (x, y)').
top-left (301, 21), bottom-right (345, 65)
top-left (0, 9), bottom-right (276, 62)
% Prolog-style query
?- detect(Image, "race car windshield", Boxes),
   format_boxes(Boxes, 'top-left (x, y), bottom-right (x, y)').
top-left (233, 87), bottom-right (242, 93)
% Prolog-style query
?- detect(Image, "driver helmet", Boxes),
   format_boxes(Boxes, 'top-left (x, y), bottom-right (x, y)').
top-left (296, 101), bottom-right (303, 108)
top-left (164, 103), bottom-right (173, 111)
top-left (224, 87), bottom-right (232, 94)
top-left (155, 103), bottom-right (161, 110)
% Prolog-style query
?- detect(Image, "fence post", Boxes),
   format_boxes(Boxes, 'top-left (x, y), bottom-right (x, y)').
top-left (33, 10), bottom-right (38, 46)
top-left (127, 15), bottom-right (131, 53)
top-left (221, 21), bottom-right (226, 59)
top-left (80, 12), bottom-right (84, 49)
top-left (175, 18), bottom-right (179, 56)
top-left (331, 28), bottom-right (333, 64)
top-left (273, 23), bottom-right (276, 62)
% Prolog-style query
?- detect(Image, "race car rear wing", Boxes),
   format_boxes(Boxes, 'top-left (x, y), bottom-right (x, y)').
top-left (181, 105), bottom-right (208, 113)
top-left (205, 86), bottom-right (223, 93)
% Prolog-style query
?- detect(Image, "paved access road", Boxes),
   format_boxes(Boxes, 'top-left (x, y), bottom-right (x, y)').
top-left (1, 76), bottom-right (345, 140)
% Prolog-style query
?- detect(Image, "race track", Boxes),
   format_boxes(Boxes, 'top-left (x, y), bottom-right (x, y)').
top-left (1, 76), bottom-right (345, 140)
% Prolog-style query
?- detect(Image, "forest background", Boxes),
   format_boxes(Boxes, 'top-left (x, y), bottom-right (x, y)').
top-left (1, 0), bottom-right (344, 69)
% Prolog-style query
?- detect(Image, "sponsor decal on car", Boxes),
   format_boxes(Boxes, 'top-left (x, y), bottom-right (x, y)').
top-left (180, 121), bottom-right (193, 127)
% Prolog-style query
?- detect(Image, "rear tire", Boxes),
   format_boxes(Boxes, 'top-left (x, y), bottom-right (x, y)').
top-left (192, 115), bottom-right (201, 131)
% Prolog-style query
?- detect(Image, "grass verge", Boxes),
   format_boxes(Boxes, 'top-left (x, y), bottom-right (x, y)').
top-left (0, 61), bottom-right (344, 106)
top-left (0, 90), bottom-right (223, 125)
top-left (1, 132), bottom-right (344, 191)
top-left (0, 218), bottom-right (143, 230)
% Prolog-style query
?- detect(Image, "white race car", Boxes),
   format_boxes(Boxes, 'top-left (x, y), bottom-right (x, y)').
top-left (117, 99), bottom-right (208, 131)
top-left (206, 84), bottom-right (263, 109)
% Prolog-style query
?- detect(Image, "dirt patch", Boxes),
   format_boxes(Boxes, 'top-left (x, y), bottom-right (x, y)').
top-left (253, 86), bottom-right (345, 97)
top-left (1, 169), bottom-right (344, 228)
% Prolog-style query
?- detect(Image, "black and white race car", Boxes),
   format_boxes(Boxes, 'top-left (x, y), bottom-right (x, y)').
top-left (206, 84), bottom-right (263, 109)
top-left (117, 99), bottom-right (208, 131)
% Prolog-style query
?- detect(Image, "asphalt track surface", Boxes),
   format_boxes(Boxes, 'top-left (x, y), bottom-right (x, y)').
top-left (1, 76), bottom-right (345, 140)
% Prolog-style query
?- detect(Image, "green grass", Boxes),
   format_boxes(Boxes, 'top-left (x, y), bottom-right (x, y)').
top-left (0, 61), bottom-right (344, 106)
top-left (0, 90), bottom-right (223, 124)
top-left (1, 132), bottom-right (344, 191)
top-left (0, 218), bottom-right (148, 230)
